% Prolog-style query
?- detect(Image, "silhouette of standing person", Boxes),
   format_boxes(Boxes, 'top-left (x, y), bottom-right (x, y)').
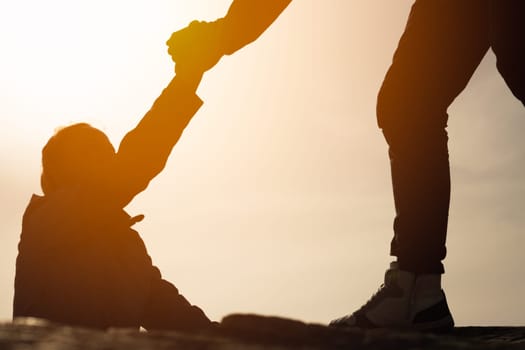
top-left (168, 0), bottom-right (525, 331)
top-left (13, 58), bottom-right (213, 331)
top-left (330, 0), bottom-right (525, 331)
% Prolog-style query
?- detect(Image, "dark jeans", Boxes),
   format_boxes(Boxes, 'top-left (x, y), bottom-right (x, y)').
top-left (377, 0), bottom-right (525, 273)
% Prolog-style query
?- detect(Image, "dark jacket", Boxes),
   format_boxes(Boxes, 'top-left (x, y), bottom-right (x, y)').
top-left (14, 78), bottom-right (210, 331)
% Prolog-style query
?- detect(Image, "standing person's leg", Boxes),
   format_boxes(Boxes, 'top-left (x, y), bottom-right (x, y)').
top-left (331, 0), bottom-right (490, 330)
top-left (380, 0), bottom-right (490, 275)
top-left (490, 0), bottom-right (525, 106)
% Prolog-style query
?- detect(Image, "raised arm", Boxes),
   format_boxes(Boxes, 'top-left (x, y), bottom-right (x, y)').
top-left (217, 0), bottom-right (292, 55)
top-left (167, 0), bottom-right (292, 73)
top-left (111, 71), bottom-right (203, 206)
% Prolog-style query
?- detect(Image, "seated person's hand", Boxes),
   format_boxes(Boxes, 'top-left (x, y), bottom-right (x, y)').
top-left (167, 20), bottom-right (224, 75)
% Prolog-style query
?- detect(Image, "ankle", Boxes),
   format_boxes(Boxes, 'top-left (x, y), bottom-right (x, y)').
top-left (415, 273), bottom-right (442, 292)
top-left (412, 273), bottom-right (445, 312)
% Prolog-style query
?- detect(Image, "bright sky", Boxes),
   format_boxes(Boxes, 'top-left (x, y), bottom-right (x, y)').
top-left (1, 0), bottom-right (525, 326)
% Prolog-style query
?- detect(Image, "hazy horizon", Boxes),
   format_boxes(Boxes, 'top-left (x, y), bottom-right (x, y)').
top-left (1, 0), bottom-right (525, 326)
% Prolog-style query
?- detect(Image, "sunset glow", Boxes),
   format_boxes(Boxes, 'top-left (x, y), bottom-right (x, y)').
top-left (2, 1), bottom-right (525, 326)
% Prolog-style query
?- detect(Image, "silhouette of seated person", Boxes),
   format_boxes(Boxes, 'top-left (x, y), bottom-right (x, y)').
top-left (13, 62), bottom-right (213, 331)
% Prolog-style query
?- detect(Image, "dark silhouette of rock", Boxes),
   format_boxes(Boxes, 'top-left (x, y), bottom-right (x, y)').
top-left (2, 314), bottom-right (525, 349)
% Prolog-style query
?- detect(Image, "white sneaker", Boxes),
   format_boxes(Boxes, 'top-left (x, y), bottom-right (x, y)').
top-left (329, 262), bottom-right (454, 331)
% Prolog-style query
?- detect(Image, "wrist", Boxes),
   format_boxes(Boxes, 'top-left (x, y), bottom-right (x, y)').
top-left (174, 69), bottom-right (203, 93)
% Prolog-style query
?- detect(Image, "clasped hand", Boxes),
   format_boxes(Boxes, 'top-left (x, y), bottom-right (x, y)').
top-left (166, 20), bottom-right (225, 75)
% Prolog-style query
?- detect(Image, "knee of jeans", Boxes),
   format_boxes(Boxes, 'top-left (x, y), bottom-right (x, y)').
top-left (377, 75), bottom-right (451, 135)
top-left (376, 82), bottom-right (422, 140)
top-left (378, 96), bottom-right (449, 152)
top-left (376, 82), bottom-right (397, 132)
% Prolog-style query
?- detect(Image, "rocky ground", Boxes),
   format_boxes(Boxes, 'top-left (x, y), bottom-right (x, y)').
top-left (1, 314), bottom-right (525, 349)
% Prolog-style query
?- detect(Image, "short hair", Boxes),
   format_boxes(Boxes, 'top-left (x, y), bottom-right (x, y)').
top-left (41, 123), bottom-right (115, 195)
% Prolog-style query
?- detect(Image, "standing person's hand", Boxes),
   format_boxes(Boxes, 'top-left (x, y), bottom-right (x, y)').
top-left (167, 20), bottom-right (224, 75)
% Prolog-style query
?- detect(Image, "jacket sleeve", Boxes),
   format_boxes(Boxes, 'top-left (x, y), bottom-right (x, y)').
top-left (115, 216), bottom-right (211, 331)
top-left (141, 270), bottom-right (211, 332)
top-left (111, 77), bottom-right (203, 206)
top-left (218, 0), bottom-right (292, 55)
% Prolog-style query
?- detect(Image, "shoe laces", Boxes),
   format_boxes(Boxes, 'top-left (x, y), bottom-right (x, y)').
top-left (353, 283), bottom-right (393, 315)
top-left (332, 283), bottom-right (392, 325)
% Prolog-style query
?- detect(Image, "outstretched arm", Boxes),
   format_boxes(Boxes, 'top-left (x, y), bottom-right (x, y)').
top-left (167, 0), bottom-right (292, 73)
top-left (111, 70), bottom-right (203, 206)
top-left (217, 0), bottom-right (292, 55)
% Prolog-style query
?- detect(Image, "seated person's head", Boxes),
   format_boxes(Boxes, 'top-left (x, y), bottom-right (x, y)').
top-left (41, 123), bottom-right (115, 195)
